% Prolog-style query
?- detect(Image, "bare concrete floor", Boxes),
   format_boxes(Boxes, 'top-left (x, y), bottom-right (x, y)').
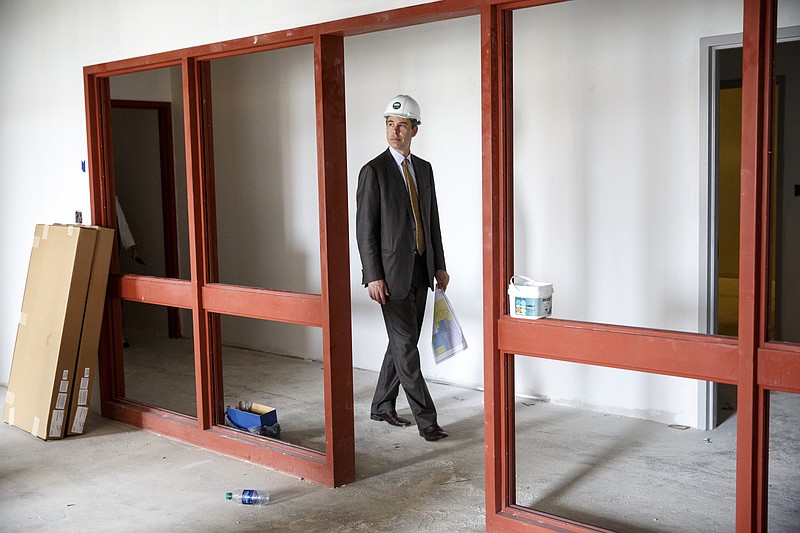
top-left (2, 333), bottom-right (799, 532)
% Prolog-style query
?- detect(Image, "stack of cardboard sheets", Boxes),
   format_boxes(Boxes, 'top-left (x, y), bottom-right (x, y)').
top-left (3, 224), bottom-right (114, 440)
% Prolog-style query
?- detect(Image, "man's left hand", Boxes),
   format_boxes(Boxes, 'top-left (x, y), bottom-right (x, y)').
top-left (131, 246), bottom-right (146, 265)
top-left (435, 270), bottom-right (450, 292)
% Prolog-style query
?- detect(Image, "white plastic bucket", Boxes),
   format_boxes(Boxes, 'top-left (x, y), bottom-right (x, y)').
top-left (508, 275), bottom-right (553, 319)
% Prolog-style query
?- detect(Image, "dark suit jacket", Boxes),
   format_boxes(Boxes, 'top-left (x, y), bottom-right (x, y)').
top-left (356, 148), bottom-right (446, 301)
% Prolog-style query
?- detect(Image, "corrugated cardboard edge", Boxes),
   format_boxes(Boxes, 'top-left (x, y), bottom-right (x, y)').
top-left (45, 226), bottom-right (96, 440)
top-left (67, 227), bottom-right (115, 435)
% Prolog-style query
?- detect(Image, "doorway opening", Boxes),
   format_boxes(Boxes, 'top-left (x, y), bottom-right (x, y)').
top-left (111, 99), bottom-right (184, 340)
top-left (705, 29), bottom-right (800, 428)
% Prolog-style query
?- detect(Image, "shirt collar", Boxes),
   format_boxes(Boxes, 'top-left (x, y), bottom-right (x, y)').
top-left (388, 146), bottom-right (411, 167)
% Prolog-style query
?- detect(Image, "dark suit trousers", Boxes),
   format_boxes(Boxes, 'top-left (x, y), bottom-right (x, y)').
top-left (371, 253), bottom-right (438, 430)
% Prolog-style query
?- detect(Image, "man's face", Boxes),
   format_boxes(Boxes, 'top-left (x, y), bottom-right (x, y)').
top-left (385, 116), bottom-right (417, 156)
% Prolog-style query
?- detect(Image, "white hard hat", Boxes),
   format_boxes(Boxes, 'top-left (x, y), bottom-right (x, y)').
top-left (382, 94), bottom-right (422, 125)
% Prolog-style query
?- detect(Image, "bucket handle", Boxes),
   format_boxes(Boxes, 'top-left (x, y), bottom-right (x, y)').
top-left (509, 275), bottom-right (536, 292)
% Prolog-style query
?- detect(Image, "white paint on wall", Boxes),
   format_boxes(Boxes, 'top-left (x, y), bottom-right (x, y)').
top-left (0, 0), bottom-right (433, 390)
top-left (345, 16), bottom-right (485, 393)
top-left (3, 0), bottom-right (797, 427)
top-left (210, 45), bottom-right (322, 356)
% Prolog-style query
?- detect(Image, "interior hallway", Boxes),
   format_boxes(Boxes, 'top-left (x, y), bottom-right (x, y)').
top-left (2, 334), bottom-right (799, 532)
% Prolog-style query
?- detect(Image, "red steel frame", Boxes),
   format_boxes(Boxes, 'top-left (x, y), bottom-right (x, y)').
top-left (85, 41), bottom-right (353, 486)
top-left (84, 0), bottom-right (482, 489)
top-left (82, 0), bottom-right (798, 528)
top-left (482, 1), bottom-right (800, 532)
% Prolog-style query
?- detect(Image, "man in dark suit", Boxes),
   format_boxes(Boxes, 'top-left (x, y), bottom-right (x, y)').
top-left (356, 95), bottom-right (450, 442)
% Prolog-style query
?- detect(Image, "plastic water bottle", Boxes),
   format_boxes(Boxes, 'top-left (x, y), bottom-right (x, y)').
top-left (226, 489), bottom-right (270, 506)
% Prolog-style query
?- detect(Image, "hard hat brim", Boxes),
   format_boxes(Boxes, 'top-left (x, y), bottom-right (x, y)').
top-left (382, 112), bottom-right (421, 125)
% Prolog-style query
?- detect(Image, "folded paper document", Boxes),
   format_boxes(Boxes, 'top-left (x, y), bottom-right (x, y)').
top-left (431, 289), bottom-right (467, 364)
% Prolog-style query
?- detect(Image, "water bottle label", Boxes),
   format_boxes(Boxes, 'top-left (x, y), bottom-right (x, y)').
top-left (242, 490), bottom-right (258, 504)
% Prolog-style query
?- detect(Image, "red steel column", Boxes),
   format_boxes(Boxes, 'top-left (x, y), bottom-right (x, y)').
top-left (314, 32), bottom-right (355, 487)
top-left (483, 3), bottom-right (518, 528)
top-left (737, 0), bottom-right (775, 531)
top-left (183, 57), bottom-right (215, 431)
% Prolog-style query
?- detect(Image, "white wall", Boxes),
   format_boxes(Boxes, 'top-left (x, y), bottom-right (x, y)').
top-left (4, 0), bottom-right (796, 428)
top-left (110, 67), bottom-right (190, 337)
top-left (210, 45), bottom-right (323, 357)
top-left (511, 0), bottom-right (745, 426)
top-left (0, 0), bottom-right (436, 388)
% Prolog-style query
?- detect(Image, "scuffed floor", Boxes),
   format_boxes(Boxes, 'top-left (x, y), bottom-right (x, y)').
top-left (2, 332), bottom-right (798, 532)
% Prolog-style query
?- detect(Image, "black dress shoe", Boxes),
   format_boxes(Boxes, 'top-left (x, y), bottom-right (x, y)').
top-left (370, 411), bottom-right (412, 427)
top-left (419, 424), bottom-right (449, 441)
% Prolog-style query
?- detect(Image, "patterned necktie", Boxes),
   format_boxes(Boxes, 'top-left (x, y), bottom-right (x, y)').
top-left (402, 158), bottom-right (426, 255)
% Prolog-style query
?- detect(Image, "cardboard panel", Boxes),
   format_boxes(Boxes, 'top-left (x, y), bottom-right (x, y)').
top-left (3, 225), bottom-right (97, 440)
top-left (67, 227), bottom-right (115, 435)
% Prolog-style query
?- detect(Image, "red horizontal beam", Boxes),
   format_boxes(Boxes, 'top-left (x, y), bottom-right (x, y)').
top-left (327, 0), bottom-right (480, 37)
top-left (203, 284), bottom-right (323, 327)
top-left (109, 274), bottom-right (194, 308)
top-left (491, 506), bottom-right (613, 533)
top-left (83, 0), bottom-right (480, 77)
top-left (103, 400), bottom-right (332, 484)
top-left (758, 345), bottom-right (800, 394)
top-left (498, 317), bottom-right (739, 383)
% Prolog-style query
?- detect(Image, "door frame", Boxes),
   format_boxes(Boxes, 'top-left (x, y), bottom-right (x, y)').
top-left (482, 1), bottom-right (800, 532)
top-left (85, 38), bottom-right (357, 487)
top-left (699, 32), bottom-right (743, 431)
top-left (82, 0), bottom-right (800, 530)
top-left (110, 99), bottom-right (182, 339)
top-left (85, 0), bottom-right (482, 490)
top-left (699, 25), bottom-right (800, 430)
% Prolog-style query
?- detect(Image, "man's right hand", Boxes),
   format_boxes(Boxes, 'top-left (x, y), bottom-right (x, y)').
top-left (367, 280), bottom-right (390, 305)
